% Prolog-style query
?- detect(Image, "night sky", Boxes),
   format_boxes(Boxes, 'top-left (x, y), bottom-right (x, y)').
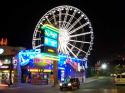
top-left (5, 0), bottom-right (125, 64)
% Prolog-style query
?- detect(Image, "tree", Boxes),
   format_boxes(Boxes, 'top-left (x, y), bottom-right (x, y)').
top-left (112, 64), bottom-right (124, 74)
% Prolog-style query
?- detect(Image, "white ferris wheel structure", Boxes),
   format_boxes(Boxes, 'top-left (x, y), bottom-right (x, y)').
top-left (32, 5), bottom-right (94, 60)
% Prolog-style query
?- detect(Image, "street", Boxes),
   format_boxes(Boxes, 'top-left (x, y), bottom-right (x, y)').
top-left (0, 77), bottom-right (125, 93)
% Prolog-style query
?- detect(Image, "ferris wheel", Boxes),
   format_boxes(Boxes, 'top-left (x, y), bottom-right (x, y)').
top-left (32, 5), bottom-right (94, 59)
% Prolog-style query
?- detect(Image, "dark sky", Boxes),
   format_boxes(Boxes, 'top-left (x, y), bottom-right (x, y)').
top-left (5, 0), bottom-right (125, 63)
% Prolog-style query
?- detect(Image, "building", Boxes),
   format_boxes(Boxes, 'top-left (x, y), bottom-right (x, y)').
top-left (0, 45), bottom-right (25, 86)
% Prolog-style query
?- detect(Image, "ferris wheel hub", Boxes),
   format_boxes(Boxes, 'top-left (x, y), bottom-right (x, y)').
top-left (59, 28), bottom-right (70, 43)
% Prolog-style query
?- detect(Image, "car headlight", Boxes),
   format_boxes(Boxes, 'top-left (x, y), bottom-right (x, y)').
top-left (59, 83), bottom-right (62, 86)
top-left (68, 83), bottom-right (71, 86)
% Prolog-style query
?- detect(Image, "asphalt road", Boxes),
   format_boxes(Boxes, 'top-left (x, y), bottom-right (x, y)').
top-left (0, 77), bottom-right (125, 93)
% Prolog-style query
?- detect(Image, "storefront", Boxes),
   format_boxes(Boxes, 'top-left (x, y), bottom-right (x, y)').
top-left (17, 49), bottom-right (87, 84)
top-left (0, 46), bottom-right (25, 86)
top-left (17, 49), bottom-right (58, 85)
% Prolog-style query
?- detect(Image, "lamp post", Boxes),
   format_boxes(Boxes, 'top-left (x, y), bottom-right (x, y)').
top-left (95, 61), bottom-right (100, 77)
top-left (101, 63), bottom-right (107, 76)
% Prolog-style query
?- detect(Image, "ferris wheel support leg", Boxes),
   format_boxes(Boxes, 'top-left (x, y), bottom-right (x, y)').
top-left (53, 60), bottom-right (58, 87)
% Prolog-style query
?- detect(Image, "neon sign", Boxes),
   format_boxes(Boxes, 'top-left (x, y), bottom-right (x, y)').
top-left (18, 49), bottom-right (40, 66)
top-left (44, 37), bottom-right (58, 48)
top-left (41, 24), bottom-right (59, 40)
top-left (41, 24), bottom-right (59, 33)
top-left (40, 24), bottom-right (59, 54)
top-left (44, 29), bottom-right (58, 40)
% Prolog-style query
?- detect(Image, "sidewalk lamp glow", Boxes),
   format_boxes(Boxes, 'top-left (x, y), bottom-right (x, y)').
top-left (101, 63), bottom-right (107, 70)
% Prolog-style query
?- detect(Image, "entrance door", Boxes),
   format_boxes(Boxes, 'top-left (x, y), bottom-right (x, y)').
top-left (0, 70), bottom-right (9, 84)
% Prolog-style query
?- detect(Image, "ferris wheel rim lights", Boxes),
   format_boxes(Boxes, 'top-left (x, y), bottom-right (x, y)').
top-left (32, 5), bottom-right (94, 60)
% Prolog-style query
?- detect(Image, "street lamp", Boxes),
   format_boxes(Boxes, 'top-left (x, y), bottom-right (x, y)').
top-left (101, 63), bottom-right (107, 70)
top-left (101, 63), bottom-right (108, 76)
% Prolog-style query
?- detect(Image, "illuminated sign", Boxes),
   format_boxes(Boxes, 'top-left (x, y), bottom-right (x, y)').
top-left (41, 24), bottom-right (59, 40)
top-left (18, 49), bottom-right (40, 66)
top-left (40, 24), bottom-right (59, 54)
top-left (44, 29), bottom-right (58, 40)
top-left (61, 70), bottom-right (65, 81)
top-left (41, 24), bottom-right (59, 33)
top-left (48, 49), bottom-right (54, 53)
top-left (44, 37), bottom-right (58, 48)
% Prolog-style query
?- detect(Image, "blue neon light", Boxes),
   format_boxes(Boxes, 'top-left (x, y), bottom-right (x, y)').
top-left (44, 37), bottom-right (58, 48)
top-left (18, 49), bottom-right (40, 66)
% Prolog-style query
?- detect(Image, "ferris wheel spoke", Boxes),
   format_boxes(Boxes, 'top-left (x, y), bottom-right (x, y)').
top-left (65, 10), bottom-right (77, 29)
top-left (34, 44), bottom-right (42, 49)
top-left (71, 45), bottom-right (75, 51)
top-left (67, 15), bottom-right (84, 31)
top-left (52, 11), bottom-right (57, 25)
top-left (58, 42), bottom-right (61, 51)
top-left (45, 16), bottom-right (52, 25)
top-left (64, 47), bottom-right (69, 55)
top-left (68, 43), bottom-right (87, 54)
top-left (61, 7), bottom-right (69, 28)
top-left (60, 44), bottom-right (65, 53)
top-left (59, 40), bottom-right (65, 53)
top-left (70, 39), bottom-right (90, 44)
top-left (59, 8), bottom-right (62, 28)
top-left (33, 38), bottom-right (41, 40)
top-left (66, 46), bottom-right (77, 58)
top-left (63, 45), bottom-right (68, 54)
top-left (69, 22), bottom-right (89, 34)
top-left (60, 41), bottom-right (68, 54)
top-left (69, 31), bottom-right (93, 38)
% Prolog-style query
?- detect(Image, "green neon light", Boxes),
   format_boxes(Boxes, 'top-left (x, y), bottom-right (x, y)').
top-left (41, 24), bottom-right (59, 33)
top-left (35, 52), bottom-right (59, 59)
top-left (41, 53), bottom-right (59, 59)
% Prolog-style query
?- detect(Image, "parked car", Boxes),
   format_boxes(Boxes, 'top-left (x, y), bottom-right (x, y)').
top-left (114, 74), bottom-right (125, 85)
top-left (59, 78), bottom-right (80, 90)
